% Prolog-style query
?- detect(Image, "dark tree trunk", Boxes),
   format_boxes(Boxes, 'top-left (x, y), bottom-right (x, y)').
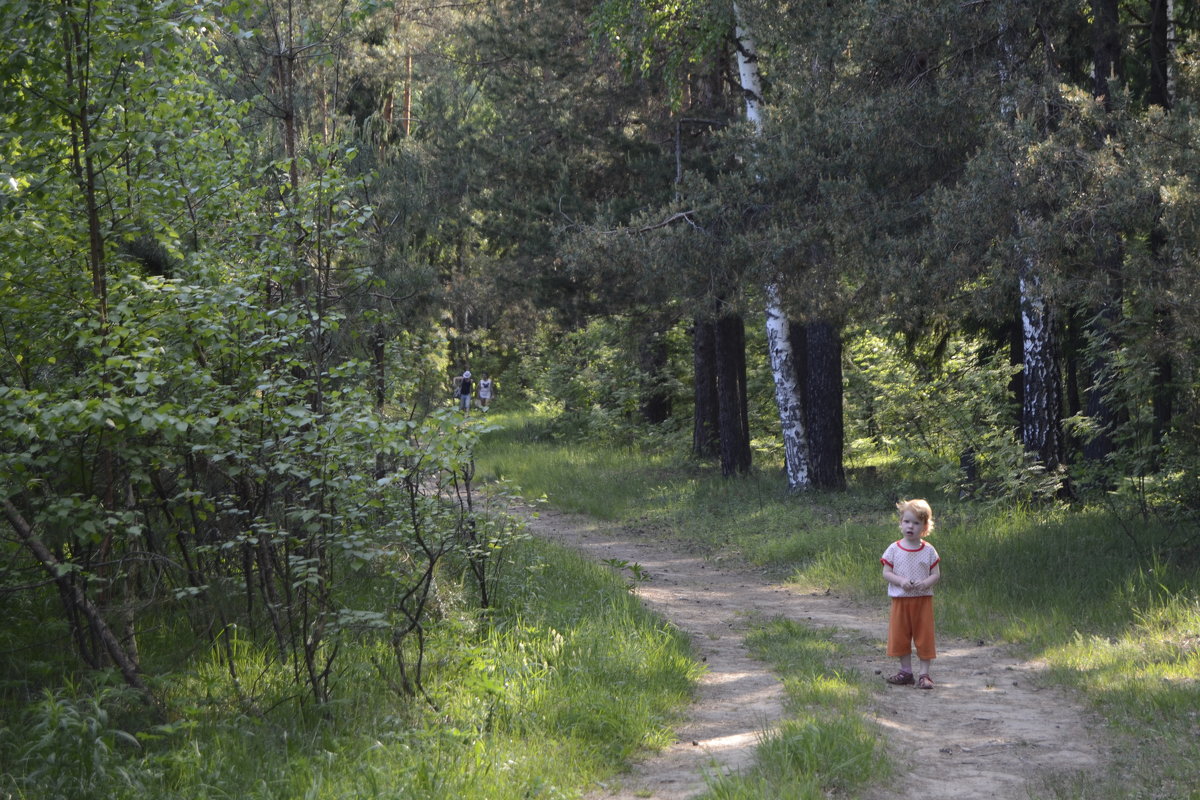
top-left (1093, 0), bottom-right (1122, 109)
top-left (1147, 0), bottom-right (1176, 449)
top-left (1008, 318), bottom-right (1025, 439)
top-left (715, 312), bottom-right (751, 476)
top-left (1065, 322), bottom-right (1083, 421)
top-left (373, 327), bottom-right (389, 479)
top-left (788, 323), bottom-right (808, 409)
top-left (1152, 355), bottom-right (1174, 447)
top-left (803, 322), bottom-right (845, 490)
top-left (692, 318), bottom-right (720, 458)
top-left (1148, 0), bottom-right (1173, 110)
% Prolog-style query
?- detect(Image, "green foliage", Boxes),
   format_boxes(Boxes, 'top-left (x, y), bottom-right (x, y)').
top-left (0, 682), bottom-right (158, 800)
top-left (0, 0), bottom-right (524, 723)
top-left (523, 318), bottom-right (657, 439)
top-left (845, 329), bottom-right (1064, 502)
top-left (1067, 317), bottom-right (1200, 521)
top-left (587, 0), bottom-right (731, 108)
top-left (600, 557), bottom-right (652, 590)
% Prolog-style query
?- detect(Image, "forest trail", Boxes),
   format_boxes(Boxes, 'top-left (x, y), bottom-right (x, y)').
top-left (522, 508), bottom-right (1108, 800)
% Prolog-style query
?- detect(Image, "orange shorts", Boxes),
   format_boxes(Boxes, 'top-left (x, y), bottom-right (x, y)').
top-left (887, 596), bottom-right (936, 661)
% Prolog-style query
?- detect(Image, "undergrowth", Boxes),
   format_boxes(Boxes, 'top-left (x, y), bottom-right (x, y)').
top-left (0, 535), bottom-right (700, 800)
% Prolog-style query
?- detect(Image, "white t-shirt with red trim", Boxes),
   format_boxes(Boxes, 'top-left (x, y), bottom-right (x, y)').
top-left (881, 540), bottom-right (941, 598)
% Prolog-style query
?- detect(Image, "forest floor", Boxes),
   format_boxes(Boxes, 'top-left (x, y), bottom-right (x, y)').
top-left (522, 507), bottom-right (1109, 800)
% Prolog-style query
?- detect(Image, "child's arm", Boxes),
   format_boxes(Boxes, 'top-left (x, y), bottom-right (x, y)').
top-left (882, 566), bottom-right (906, 589)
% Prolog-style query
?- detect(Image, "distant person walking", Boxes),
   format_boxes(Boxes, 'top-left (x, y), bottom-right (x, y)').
top-left (476, 373), bottom-right (494, 411)
top-left (457, 370), bottom-right (473, 412)
top-left (880, 498), bottom-right (941, 690)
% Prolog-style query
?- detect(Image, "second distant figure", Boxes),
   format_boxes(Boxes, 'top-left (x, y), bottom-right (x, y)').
top-left (476, 372), bottom-right (494, 411)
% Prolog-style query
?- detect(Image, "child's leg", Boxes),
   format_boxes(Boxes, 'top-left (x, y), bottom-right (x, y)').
top-left (912, 597), bottom-right (936, 666)
top-left (912, 597), bottom-right (935, 685)
top-left (886, 599), bottom-right (916, 683)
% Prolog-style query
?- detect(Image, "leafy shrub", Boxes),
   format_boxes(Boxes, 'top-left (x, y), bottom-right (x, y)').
top-left (845, 330), bottom-right (1062, 501)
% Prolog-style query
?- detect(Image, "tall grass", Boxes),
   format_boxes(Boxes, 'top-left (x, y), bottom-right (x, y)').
top-left (475, 411), bottom-right (1200, 799)
top-left (0, 535), bottom-right (701, 800)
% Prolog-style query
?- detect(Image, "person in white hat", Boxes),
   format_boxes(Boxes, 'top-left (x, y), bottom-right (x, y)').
top-left (457, 371), bottom-right (474, 412)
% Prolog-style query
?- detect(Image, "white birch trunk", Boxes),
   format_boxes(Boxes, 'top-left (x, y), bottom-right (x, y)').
top-left (734, 2), bottom-right (812, 489)
top-left (733, 3), bottom-right (764, 135)
top-left (1017, 251), bottom-right (1060, 467)
top-left (765, 284), bottom-right (811, 487)
top-left (999, 10), bottom-right (1062, 470)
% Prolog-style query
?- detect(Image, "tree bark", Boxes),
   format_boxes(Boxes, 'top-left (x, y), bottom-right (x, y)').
top-left (3, 500), bottom-right (155, 703)
top-left (734, 3), bottom-right (813, 488)
top-left (999, 7), bottom-right (1065, 475)
top-left (804, 322), bottom-right (845, 489)
top-left (1148, 0), bottom-right (1176, 448)
top-left (715, 312), bottom-right (751, 476)
top-left (693, 318), bottom-right (721, 458)
top-left (1018, 263), bottom-right (1064, 470)
top-left (766, 285), bottom-right (811, 489)
top-left (1148, 0), bottom-right (1175, 110)
top-left (1082, 0), bottom-right (1123, 464)
top-left (637, 316), bottom-right (673, 425)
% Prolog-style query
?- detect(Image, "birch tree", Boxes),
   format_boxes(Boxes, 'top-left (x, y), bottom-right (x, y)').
top-left (997, 3), bottom-right (1065, 476)
top-left (734, 5), bottom-right (813, 489)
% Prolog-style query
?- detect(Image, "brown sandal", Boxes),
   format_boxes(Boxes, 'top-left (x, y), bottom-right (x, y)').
top-left (886, 671), bottom-right (915, 685)
top-left (917, 674), bottom-right (934, 690)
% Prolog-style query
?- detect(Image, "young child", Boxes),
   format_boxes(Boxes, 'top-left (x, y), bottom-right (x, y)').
top-left (880, 499), bottom-right (941, 689)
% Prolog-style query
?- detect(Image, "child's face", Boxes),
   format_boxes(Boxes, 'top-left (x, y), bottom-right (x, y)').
top-left (899, 510), bottom-right (926, 542)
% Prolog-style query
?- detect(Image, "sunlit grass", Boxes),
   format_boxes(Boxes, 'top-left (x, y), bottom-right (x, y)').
top-left (700, 619), bottom-right (885, 799)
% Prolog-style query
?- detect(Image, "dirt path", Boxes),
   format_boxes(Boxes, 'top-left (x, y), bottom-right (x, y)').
top-left (523, 509), bottom-right (1107, 800)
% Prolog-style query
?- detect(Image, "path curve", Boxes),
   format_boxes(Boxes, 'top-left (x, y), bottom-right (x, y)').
top-left (523, 509), bottom-right (1107, 800)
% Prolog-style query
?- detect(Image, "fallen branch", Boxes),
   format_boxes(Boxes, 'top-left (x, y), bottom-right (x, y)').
top-left (600, 210), bottom-right (701, 235)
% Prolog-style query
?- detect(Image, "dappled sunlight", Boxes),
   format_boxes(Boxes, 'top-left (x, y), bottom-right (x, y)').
top-left (1042, 598), bottom-right (1200, 730)
top-left (699, 730), bottom-right (767, 752)
top-left (873, 716), bottom-right (921, 736)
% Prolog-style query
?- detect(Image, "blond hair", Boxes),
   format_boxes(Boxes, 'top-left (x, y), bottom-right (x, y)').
top-left (896, 498), bottom-right (935, 537)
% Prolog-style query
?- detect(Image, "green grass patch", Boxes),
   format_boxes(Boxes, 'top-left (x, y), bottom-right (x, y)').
top-left (476, 409), bottom-right (684, 520)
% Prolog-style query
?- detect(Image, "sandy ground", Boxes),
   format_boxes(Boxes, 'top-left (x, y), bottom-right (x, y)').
top-left (522, 508), bottom-right (1108, 800)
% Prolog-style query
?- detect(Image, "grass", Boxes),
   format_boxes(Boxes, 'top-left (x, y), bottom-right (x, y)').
top-left (0, 535), bottom-right (701, 800)
top-left (700, 619), bottom-right (886, 800)
top-left (474, 409), bottom-right (1200, 800)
